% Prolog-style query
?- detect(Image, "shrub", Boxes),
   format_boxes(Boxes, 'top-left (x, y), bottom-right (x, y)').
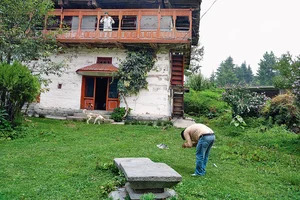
top-left (184, 89), bottom-right (228, 118)
top-left (111, 107), bottom-right (131, 122)
top-left (261, 93), bottom-right (300, 133)
top-left (0, 62), bottom-right (40, 123)
top-left (186, 73), bottom-right (213, 91)
top-left (222, 86), bottom-right (269, 117)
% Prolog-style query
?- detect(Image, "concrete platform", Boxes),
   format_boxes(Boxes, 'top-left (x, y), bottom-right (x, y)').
top-left (172, 117), bottom-right (196, 128)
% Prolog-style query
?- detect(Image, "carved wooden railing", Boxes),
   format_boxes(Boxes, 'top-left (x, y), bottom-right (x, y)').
top-left (46, 8), bottom-right (192, 44)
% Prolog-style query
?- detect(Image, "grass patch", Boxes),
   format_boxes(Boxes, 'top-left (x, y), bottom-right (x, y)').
top-left (0, 118), bottom-right (299, 199)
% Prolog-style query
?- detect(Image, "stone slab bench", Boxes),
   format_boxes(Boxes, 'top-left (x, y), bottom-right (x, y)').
top-left (112, 157), bottom-right (182, 200)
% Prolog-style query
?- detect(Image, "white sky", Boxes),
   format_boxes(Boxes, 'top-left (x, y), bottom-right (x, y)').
top-left (199, 0), bottom-right (300, 78)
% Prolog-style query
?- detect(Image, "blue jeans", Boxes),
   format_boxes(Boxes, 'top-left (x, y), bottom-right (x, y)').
top-left (195, 134), bottom-right (215, 175)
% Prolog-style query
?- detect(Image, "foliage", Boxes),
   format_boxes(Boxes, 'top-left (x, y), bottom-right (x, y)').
top-left (184, 89), bottom-right (229, 118)
top-left (0, 62), bottom-right (40, 123)
top-left (186, 73), bottom-right (213, 91)
top-left (256, 51), bottom-right (277, 86)
top-left (222, 86), bottom-right (270, 117)
top-left (235, 61), bottom-right (253, 85)
top-left (216, 56), bottom-right (238, 86)
top-left (116, 48), bottom-right (155, 119)
top-left (0, 109), bottom-right (12, 134)
top-left (261, 93), bottom-right (300, 133)
top-left (189, 45), bottom-right (204, 74)
top-left (230, 115), bottom-right (247, 129)
top-left (273, 52), bottom-right (300, 105)
top-left (111, 107), bottom-right (130, 122)
top-left (0, 0), bottom-right (66, 85)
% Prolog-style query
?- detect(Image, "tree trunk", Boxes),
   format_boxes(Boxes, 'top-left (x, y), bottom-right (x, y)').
top-left (120, 93), bottom-right (129, 120)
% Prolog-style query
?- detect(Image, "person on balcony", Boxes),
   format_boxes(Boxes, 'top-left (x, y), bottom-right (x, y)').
top-left (100, 12), bottom-right (115, 31)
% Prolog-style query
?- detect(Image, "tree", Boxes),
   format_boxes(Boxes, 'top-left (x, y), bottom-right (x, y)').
top-left (189, 45), bottom-right (204, 74)
top-left (273, 52), bottom-right (300, 105)
top-left (0, 0), bottom-right (65, 84)
top-left (0, 62), bottom-right (40, 123)
top-left (216, 56), bottom-right (238, 86)
top-left (257, 51), bottom-right (277, 86)
top-left (235, 62), bottom-right (253, 85)
top-left (116, 49), bottom-right (155, 119)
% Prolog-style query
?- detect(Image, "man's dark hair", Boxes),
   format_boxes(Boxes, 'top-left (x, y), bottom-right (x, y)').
top-left (181, 129), bottom-right (186, 140)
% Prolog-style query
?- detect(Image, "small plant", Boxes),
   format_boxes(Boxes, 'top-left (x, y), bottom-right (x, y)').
top-left (111, 107), bottom-right (131, 122)
top-left (230, 115), bottom-right (247, 129)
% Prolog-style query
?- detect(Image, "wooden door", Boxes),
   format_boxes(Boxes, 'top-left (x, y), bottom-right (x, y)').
top-left (106, 78), bottom-right (119, 111)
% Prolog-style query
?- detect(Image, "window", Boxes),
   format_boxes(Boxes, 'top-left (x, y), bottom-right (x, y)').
top-left (140, 16), bottom-right (158, 30)
top-left (62, 16), bottom-right (79, 30)
top-left (97, 57), bottom-right (112, 64)
top-left (47, 16), bottom-right (61, 30)
top-left (121, 16), bottom-right (137, 30)
top-left (81, 16), bottom-right (97, 31)
top-left (175, 16), bottom-right (190, 31)
top-left (160, 16), bottom-right (173, 31)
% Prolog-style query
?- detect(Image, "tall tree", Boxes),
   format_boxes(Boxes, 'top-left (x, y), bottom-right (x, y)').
top-left (216, 56), bottom-right (238, 86)
top-left (0, 0), bottom-right (65, 84)
top-left (189, 45), bottom-right (204, 74)
top-left (257, 51), bottom-right (277, 86)
top-left (246, 65), bottom-right (253, 84)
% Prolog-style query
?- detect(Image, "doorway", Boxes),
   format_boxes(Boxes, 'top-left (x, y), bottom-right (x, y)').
top-left (81, 76), bottom-right (119, 111)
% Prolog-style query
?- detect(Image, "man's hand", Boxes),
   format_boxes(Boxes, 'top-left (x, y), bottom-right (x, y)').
top-left (182, 142), bottom-right (192, 148)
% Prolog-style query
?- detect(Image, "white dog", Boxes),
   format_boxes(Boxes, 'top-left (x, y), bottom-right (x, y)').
top-left (83, 109), bottom-right (105, 124)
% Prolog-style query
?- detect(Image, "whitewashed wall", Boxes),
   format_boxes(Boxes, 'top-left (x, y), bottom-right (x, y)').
top-left (37, 47), bottom-right (172, 119)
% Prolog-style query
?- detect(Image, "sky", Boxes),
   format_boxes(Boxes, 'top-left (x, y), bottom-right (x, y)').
top-left (199, 0), bottom-right (300, 78)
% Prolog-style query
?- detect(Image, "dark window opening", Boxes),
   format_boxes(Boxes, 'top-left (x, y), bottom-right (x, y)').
top-left (121, 16), bottom-right (137, 30)
top-left (97, 57), bottom-right (112, 64)
top-left (47, 16), bottom-right (61, 30)
top-left (175, 16), bottom-right (189, 31)
top-left (57, 83), bottom-right (62, 89)
top-left (62, 16), bottom-right (79, 30)
top-left (81, 16), bottom-right (97, 31)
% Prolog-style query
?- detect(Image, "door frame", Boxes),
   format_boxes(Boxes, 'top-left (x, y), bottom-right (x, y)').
top-left (80, 76), bottom-right (119, 111)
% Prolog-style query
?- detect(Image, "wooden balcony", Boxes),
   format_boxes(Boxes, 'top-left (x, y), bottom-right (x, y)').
top-left (46, 8), bottom-right (193, 45)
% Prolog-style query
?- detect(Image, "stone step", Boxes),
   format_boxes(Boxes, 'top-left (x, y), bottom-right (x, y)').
top-left (66, 116), bottom-right (114, 124)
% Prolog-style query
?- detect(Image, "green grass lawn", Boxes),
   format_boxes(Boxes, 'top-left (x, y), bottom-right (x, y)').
top-left (0, 118), bottom-right (299, 200)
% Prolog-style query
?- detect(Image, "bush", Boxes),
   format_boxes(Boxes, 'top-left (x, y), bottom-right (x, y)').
top-left (0, 62), bottom-right (40, 123)
top-left (261, 93), bottom-right (300, 133)
top-left (186, 73), bottom-right (213, 91)
top-left (111, 107), bottom-right (129, 122)
top-left (222, 86), bottom-right (269, 117)
top-left (184, 89), bottom-right (229, 118)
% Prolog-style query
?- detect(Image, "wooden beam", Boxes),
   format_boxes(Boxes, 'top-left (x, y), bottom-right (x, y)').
top-left (83, 43), bottom-right (93, 48)
top-left (150, 43), bottom-right (158, 50)
top-left (114, 42), bottom-right (125, 49)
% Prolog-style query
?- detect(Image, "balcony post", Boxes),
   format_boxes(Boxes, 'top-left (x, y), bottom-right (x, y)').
top-left (137, 10), bottom-right (141, 39)
top-left (157, 10), bottom-right (161, 39)
top-left (118, 11), bottom-right (122, 38)
top-left (78, 11), bottom-right (82, 38)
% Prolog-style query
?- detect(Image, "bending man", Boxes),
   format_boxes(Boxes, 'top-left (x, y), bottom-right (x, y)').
top-left (181, 123), bottom-right (215, 176)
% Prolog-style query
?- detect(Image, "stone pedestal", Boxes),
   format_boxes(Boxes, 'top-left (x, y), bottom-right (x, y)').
top-left (111, 157), bottom-right (182, 200)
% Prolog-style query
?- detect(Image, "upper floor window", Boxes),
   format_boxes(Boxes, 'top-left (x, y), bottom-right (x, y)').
top-left (97, 57), bottom-right (112, 64)
top-left (175, 16), bottom-right (190, 31)
top-left (81, 16), bottom-right (97, 31)
top-left (121, 15), bottom-right (137, 30)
